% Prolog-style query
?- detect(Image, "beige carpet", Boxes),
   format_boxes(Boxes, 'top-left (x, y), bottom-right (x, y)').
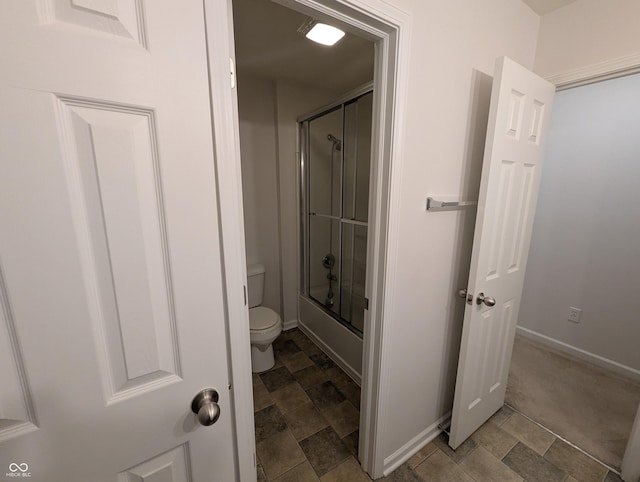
top-left (506, 335), bottom-right (640, 470)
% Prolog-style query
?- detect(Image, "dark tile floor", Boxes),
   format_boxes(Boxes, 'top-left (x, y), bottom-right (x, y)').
top-left (253, 328), bottom-right (363, 481)
top-left (253, 328), bottom-right (623, 481)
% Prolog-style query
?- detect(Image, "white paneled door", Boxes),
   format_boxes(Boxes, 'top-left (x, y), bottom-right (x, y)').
top-left (0, 1), bottom-right (236, 480)
top-left (449, 57), bottom-right (555, 448)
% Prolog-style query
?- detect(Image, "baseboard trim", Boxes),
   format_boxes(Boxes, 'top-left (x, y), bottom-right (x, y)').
top-left (298, 321), bottom-right (362, 386)
top-left (382, 412), bottom-right (450, 476)
top-left (516, 326), bottom-right (640, 383)
top-left (282, 319), bottom-right (299, 331)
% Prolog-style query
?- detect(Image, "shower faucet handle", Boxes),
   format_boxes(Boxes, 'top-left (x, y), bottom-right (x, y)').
top-left (322, 253), bottom-right (335, 269)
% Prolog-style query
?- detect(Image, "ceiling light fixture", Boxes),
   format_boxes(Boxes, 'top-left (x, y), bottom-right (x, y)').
top-left (297, 18), bottom-right (345, 46)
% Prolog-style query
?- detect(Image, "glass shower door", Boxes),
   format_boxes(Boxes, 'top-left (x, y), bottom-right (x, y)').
top-left (340, 92), bottom-right (372, 333)
top-left (304, 90), bottom-right (373, 336)
top-left (307, 107), bottom-right (343, 319)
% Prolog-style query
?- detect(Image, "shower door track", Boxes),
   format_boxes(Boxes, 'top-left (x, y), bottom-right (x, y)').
top-left (298, 82), bottom-right (373, 124)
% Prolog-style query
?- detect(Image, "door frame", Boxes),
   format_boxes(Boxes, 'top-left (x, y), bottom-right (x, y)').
top-left (202, 1), bottom-right (255, 480)
top-left (203, 0), bottom-right (412, 478)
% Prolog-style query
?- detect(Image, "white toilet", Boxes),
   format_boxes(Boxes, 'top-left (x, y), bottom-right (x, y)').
top-left (247, 263), bottom-right (282, 373)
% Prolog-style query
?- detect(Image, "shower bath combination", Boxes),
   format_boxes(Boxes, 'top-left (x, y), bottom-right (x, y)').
top-left (299, 87), bottom-right (373, 337)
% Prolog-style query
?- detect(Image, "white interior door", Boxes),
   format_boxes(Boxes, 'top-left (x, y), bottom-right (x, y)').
top-left (0, 1), bottom-right (237, 480)
top-left (449, 57), bottom-right (555, 449)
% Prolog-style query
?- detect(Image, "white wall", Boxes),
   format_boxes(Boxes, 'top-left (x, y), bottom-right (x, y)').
top-left (237, 75), bottom-right (340, 322)
top-left (534, 0), bottom-right (640, 83)
top-left (518, 73), bottom-right (640, 371)
top-left (237, 76), bottom-right (282, 314)
top-left (377, 0), bottom-right (540, 459)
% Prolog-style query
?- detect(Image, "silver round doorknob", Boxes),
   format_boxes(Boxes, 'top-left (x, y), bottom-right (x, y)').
top-left (476, 292), bottom-right (496, 307)
top-left (191, 388), bottom-right (221, 426)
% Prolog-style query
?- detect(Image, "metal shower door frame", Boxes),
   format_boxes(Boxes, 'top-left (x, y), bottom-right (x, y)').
top-left (298, 82), bottom-right (373, 336)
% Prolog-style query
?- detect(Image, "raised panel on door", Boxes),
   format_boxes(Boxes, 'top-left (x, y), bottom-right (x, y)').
top-left (57, 97), bottom-right (181, 403)
top-left (39, 0), bottom-right (148, 48)
top-left (0, 265), bottom-right (37, 443)
top-left (119, 444), bottom-right (192, 482)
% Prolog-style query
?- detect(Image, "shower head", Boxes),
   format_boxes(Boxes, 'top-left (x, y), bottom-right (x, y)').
top-left (327, 133), bottom-right (342, 151)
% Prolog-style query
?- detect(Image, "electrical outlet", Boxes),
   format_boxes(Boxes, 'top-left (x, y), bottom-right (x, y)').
top-left (568, 307), bottom-right (582, 323)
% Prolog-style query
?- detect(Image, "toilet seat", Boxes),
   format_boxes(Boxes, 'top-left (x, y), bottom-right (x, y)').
top-left (249, 306), bottom-right (280, 331)
top-left (249, 307), bottom-right (282, 350)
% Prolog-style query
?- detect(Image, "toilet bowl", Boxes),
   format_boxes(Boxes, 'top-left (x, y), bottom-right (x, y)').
top-left (247, 264), bottom-right (282, 373)
top-left (249, 306), bottom-right (282, 373)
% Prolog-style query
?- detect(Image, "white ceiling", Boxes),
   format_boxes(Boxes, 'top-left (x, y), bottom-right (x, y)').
top-left (521, 0), bottom-right (577, 15)
top-left (232, 0), bottom-right (374, 93)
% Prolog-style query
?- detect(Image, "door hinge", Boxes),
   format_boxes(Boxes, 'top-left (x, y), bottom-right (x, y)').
top-left (229, 57), bottom-right (236, 89)
top-left (364, 297), bottom-right (369, 310)
top-left (243, 285), bottom-right (247, 306)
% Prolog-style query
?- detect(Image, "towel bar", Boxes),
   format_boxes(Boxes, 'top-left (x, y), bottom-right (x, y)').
top-left (426, 197), bottom-right (477, 211)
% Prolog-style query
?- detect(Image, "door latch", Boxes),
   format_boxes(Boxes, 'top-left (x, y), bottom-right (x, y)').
top-left (458, 289), bottom-right (473, 305)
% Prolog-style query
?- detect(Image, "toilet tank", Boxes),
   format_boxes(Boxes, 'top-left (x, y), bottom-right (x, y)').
top-left (246, 263), bottom-right (265, 308)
